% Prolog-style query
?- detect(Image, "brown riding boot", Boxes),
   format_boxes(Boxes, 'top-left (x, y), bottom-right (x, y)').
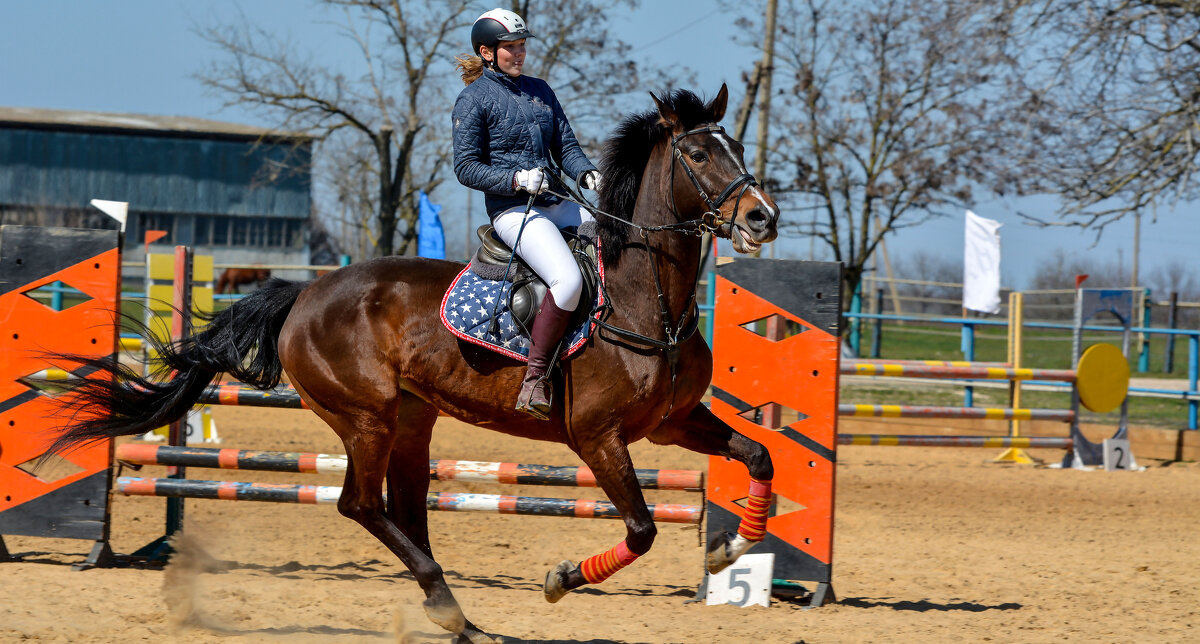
top-left (516, 292), bottom-right (573, 420)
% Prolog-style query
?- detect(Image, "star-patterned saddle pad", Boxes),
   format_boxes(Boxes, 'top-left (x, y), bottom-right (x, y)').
top-left (439, 245), bottom-right (606, 363)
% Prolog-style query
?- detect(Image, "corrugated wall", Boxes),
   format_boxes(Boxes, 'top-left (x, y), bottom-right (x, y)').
top-left (0, 127), bottom-right (310, 218)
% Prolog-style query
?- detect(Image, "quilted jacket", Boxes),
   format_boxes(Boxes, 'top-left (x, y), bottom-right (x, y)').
top-left (452, 68), bottom-right (597, 219)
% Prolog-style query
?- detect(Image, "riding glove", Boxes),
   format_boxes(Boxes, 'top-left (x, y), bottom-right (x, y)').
top-left (580, 169), bottom-right (603, 191)
top-left (514, 168), bottom-right (548, 195)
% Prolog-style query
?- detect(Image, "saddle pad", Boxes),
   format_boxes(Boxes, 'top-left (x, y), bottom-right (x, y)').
top-left (439, 255), bottom-right (605, 362)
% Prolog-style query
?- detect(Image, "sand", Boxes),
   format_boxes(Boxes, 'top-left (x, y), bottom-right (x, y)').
top-left (3, 405), bottom-right (1198, 643)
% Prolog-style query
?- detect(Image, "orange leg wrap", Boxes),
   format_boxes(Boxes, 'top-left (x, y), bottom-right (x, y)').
top-left (579, 540), bottom-right (640, 584)
top-left (737, 478), bottom-right (772, 542)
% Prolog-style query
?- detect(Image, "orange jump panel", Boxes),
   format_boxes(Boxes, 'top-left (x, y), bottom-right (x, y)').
top-left (706, 258), bottom-right (841, 597)
top-left (0, 226), bottom-right (121, 550)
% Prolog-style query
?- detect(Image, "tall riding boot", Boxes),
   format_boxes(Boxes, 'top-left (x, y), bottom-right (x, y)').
top-left (516, 291), bottom-right (573, 420)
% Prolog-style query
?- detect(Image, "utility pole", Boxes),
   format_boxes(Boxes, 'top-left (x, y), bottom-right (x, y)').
top-left (733, 61), bottom-right (762, 141)
top-left (754, 0), bottom-right (778, 258)
top-left (873, 215), bottom-right (903, 319)
top-left (754, 0), bottom-right (778, 181)
top-left (1131, 210), bottom-right (1141, 289)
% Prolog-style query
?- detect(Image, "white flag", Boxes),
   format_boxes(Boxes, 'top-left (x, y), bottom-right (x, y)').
top-left (963, 210), bottom-right (1002, 314)
top-left (90, 199), bottom-right (128, 233)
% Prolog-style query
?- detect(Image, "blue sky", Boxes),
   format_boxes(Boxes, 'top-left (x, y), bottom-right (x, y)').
top-left (4, 1), bottom-right (1196, 289)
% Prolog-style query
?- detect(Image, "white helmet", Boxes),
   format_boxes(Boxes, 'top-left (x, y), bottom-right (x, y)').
top-left (471, 8), bottom-right (535, 60)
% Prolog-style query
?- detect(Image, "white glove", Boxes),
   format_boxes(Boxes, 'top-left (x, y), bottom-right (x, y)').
top-left (514, 168), bottom-right (548, 195)
top-left (580, 169), bottom-right (602, 190)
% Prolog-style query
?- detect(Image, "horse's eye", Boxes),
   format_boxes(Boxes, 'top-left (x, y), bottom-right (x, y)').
top-left (690, 151), bottom-right (707, 163)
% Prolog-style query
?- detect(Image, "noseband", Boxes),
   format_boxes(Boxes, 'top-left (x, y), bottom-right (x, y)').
top-left (669, 125), bottom-right (759, 232)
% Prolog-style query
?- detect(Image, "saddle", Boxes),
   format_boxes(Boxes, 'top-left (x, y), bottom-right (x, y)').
top-left (468, 223), bottom-right (600, 337)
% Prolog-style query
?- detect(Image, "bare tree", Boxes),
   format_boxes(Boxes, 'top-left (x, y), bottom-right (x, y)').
top-left (889, 251), bottom-right (963, 316)
top-left (512, 1), bottom-right (645, 148)
top-left (734, 0), bottom-right (1025, 303)
top-left (198, 1), bottom-right (651, 258)
top-left (198, 0), bottom-right (474, 258)
top-left (1145, 258), bottom-right (1200, 326)
top-left (1006, 1), bottom-right (1200, 231)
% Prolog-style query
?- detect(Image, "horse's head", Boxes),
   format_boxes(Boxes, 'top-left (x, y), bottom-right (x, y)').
top-left (650, 84), bottom-right (779, 253)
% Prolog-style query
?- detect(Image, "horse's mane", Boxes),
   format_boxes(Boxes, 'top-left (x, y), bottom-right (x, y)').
top-left (595, 89), bottom-right (721, 266)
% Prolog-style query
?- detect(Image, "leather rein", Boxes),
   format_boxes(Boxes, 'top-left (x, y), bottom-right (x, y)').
top-left (545, 125), bottom-right (759, 416)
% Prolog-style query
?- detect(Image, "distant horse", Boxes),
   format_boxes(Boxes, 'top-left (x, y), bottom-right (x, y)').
top-left (49, 86), bottom-right (779, 643)
top-left (215, 267), bottom-right (270, 294)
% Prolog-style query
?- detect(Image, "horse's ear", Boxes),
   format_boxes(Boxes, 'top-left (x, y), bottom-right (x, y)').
top-left (651, 91), bottom-right (680, 129)
top-left (708, 84), bottom-right (729, 122)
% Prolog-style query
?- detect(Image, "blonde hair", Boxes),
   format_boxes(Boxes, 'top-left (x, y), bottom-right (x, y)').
top-left (454, 54), bottom-right (485, 85)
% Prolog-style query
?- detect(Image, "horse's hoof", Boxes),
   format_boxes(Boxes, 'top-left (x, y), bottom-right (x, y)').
top-left (705, 532), bottom-right (755, 574)
top-left (543, 559), bottom-right (575, 603)
top-left (423, 598), bottom-right (466, 634)
top-left (456, 629), bottom-right (501, 644)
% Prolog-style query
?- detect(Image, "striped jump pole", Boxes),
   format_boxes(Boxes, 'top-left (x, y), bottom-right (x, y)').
top-left (197, 384), bottom-right (307, 409)
top-left (115, 477), bottom-right (702, 524)
top-left (429, 458), bottom-right (703, 491)
top-left (845, 359), bottom-right (1010, 368)
top-left (114, 444), bottom-right (705, 491)
top-left (119, 337), bottom-right (144, 352)
top-left (839, 404), bottom-right (1075, 422)
top-left (838, 434), bottom-right (1073, 449)
top-left (22, 368), bottom-right (74, 382)
top-left (842, 361), bottom-right (1076, 382)
top-left (18, 371), bottom-right (308, 410)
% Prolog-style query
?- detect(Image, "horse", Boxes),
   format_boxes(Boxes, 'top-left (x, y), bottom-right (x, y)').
top-left (215, 266), bottom-right (271, 294)
top-left (48, 85), bottom-right (780, 643)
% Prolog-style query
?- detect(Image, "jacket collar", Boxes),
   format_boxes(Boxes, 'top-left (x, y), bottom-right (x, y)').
top-left (482, 67), bottom-right (522, 90)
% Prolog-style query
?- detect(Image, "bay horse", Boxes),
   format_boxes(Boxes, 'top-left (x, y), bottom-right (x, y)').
top-left (49, 85), bottom-right (779, 643)
top-left (215, 266), bottom-right (270, 294)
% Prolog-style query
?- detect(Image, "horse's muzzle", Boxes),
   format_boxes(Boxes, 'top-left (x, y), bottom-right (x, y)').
top-left (727, 205), bottom-right (778, 254)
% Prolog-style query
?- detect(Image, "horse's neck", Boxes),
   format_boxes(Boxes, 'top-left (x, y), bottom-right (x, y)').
top-left (603, 201), bottom-right (704, 331)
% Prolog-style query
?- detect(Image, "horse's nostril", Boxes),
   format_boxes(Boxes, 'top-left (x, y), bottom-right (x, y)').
top-left (744, 207), bottom-right (770, 229)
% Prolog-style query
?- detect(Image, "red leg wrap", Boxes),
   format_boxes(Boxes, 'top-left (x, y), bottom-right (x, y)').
top-left (579, 540), bottom-right (640, 584)
top-left (737, 478), bottom-right (772, 542)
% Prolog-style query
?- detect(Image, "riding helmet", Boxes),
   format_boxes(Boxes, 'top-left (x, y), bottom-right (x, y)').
top-left (471, 8), bottom-right (535, 60)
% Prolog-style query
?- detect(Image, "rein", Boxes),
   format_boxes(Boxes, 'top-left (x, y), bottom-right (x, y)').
top-left (544, 125), bottom-right (759, 418)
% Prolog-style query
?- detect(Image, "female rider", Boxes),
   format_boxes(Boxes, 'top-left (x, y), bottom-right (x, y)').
top-left (452, 8), bottom-right (602, 420)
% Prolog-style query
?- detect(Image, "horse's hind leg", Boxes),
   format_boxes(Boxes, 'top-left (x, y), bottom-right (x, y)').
top-left (543, 439), bottom-right (657, 603)
top-left (382, 397), bottom-right (496, 643)
top-left (306, 395), bottom-right (494, 643)
top-left (648, 403), bottom-right (774, 574)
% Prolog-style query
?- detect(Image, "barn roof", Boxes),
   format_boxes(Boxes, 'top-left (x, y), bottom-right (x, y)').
top-left (0, 106), bottom-right (312, 143)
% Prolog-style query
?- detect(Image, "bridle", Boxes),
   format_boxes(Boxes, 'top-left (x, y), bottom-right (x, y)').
top-left (668, 125), bottom-right (759, 234)
top-left (544, 123), bottom-right (764, 417)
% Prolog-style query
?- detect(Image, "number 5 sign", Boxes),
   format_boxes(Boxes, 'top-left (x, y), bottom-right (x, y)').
top-left (705, 553), bottom-right (775, 607)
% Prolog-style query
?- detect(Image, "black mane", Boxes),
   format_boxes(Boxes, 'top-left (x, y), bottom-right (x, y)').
top-left (595, 89), bottom-right (721, 265)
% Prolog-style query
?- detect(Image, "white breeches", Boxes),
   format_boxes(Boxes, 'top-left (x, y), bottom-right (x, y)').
top-left (492, 201), bottom-right (594, 312)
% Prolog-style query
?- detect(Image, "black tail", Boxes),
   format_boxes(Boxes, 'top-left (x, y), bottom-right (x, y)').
top-left (46, 278), bottom-right (306, 455)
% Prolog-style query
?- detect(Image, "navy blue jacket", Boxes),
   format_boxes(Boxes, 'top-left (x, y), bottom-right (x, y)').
top-left (452, 68), bottom-right (596, 219)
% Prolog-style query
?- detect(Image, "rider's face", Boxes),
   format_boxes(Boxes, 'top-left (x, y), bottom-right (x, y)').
top-left (483, 39), bottom-right (526, 77)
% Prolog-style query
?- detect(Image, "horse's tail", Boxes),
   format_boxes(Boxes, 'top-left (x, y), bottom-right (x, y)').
top-left (46, 278), bottom-right (306, 455)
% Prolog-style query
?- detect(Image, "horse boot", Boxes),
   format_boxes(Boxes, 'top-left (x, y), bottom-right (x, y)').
top-left (516, 291), bottom-right (573, 420)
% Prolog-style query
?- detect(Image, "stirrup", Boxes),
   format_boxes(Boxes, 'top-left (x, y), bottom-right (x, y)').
top-left (515, 376), bottom-right (552, 421)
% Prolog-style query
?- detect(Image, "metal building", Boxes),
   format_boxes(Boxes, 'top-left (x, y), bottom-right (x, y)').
top-left (0, 106), bottom-right (313, 272)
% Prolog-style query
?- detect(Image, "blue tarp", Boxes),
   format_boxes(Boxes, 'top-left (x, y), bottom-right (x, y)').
top-left (417, 190), bottom-right (445, 259)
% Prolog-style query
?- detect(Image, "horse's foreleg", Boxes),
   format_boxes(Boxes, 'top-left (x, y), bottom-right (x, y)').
top-left (543, 442), bottom-right (655, 603)
top-left (649, 404), bottom-right (774, 574)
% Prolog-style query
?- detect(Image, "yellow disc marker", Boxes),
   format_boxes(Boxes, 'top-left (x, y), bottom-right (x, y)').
top-left (1075, 343), bottom-right (1130, 413)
